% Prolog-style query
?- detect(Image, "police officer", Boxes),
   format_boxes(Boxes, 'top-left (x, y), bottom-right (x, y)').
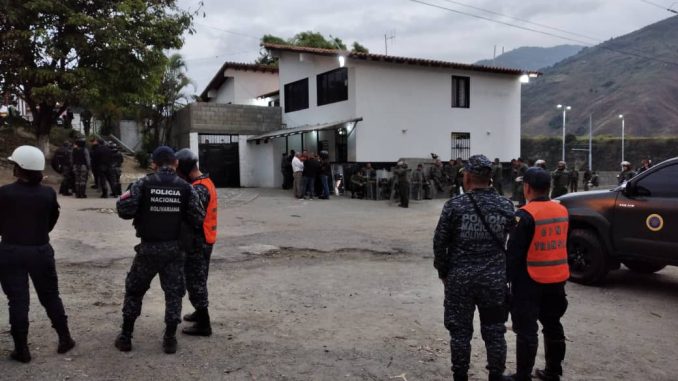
top-left (550, 161), bottom-right (569, 199)
top-left (393, 161), bottom-right (411, 208)
top-left (512, 158), bottom-right (528, 207)
top-left (114, 146), bottom-right (205, 354)
top-left (175, 149), bottom-right (217, 337)
top-left (412, 163), bottom-right (432, 200)
top-left (71, 138), bottom-right (90, 198)
top-left (507, 167), bottom-right (569, 381)
top-left (110, 143), bottom-right (124, 197)
top-left (433, 154), bottom-right (515, 381)
top-left (51, 142), bottom-right (74, 196)
top-left (0, 146), bottom-right (76, 363)
top-left (92, 138), bottom-right (116, 198)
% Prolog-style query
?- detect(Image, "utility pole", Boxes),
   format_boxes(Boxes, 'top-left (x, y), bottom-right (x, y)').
top-left (384, 31), bottom-right (395, 55)
top-left (589, 114), bottom-right (593, 171)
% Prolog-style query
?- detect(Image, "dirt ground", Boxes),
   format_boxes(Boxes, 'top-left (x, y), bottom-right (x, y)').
top-left (0, 177), bottom-right (677, 380)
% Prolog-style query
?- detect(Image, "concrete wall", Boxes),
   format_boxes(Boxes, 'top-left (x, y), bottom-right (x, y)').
top-left (277, 52), bottom-right (523, 163)
top-left (171, 103), bottom-right (282, 147)
top-left (239, 136), bottom-right (284, 188)
top-left (119, 120), bottom-right (143, 151)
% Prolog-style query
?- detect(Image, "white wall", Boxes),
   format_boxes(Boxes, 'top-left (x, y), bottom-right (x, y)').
top-left (278, 52), bottom-right (357, 128)
top-left (119, 120), bottom-right (142, 151)
top-left (239, 136), bottom-right (284, 188)
top-left (277, 53), bottom-right (522, 162)
top-left (209, 69), bottom-right (279, 106)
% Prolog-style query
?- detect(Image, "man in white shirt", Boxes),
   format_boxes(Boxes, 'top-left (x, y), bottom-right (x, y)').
top-left (291, 152), bottom-right (304, 199)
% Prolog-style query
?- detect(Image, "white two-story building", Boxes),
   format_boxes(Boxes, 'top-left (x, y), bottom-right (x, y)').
top-left (245, 44), bottom-right (537, 177)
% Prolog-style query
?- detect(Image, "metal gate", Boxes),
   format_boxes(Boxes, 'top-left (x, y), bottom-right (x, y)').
top-left (198, 134), bottom-right (240, 188)
top-left (451, 132), bottom-right (471, 160)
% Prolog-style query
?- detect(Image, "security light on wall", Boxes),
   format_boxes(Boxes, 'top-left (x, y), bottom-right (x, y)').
top-left (338, 56), bottom-right (346, 68)
top-left (519, 74), bottom-right (530, 83)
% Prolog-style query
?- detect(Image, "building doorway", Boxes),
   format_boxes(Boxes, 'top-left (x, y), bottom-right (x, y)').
top-left (198, 134), bottom-right (240, 187)
top-left (335, 128), bottom-right (348, 162)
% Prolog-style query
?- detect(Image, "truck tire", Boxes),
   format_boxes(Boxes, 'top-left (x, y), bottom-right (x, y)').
top-left (623, 260), bottom-right (666, 274)
top-left (567, 228), bottom-right (609, 285)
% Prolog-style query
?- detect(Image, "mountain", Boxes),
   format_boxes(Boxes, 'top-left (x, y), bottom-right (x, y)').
top-left (521, 16), bottom-right (678, 137)
top-left (475, 45), bottom-right (584, 71)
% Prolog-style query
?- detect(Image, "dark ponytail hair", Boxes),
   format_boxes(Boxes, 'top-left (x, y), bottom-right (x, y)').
top-left (13, 164), bottom-right (44, 185)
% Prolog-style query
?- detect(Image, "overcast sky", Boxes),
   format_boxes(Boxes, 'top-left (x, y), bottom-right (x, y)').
top-left (175, 0), bottom-right (675, 94)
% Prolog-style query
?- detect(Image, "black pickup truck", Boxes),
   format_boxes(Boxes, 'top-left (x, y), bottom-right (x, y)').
top-left (557, 157), bottom-right (678, 285)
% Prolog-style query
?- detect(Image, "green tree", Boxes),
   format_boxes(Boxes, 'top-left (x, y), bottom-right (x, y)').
top-left (140, 53), bottom-right (195, 148)
top-left (351, 42), bottom-right (370, 54)
top-left (0, 0), bottom-right (200, 154)
top-left (255, 31), bottom-right (368, 65)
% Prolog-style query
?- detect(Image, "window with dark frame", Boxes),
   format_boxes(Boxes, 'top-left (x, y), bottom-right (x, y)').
top-left (452, 76), bottom-right (470, 108)
top-left (451, 132), bottom-right (471, 160)
top-left (317, 68), bottom-right (348, 106)
top-left (284, 78), bottom-right (309, 113)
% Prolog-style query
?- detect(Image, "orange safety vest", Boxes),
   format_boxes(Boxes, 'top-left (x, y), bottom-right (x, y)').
top-left (521, 201), bottom-right (570, 284)
top-left (193, 177), bottom-right (218, 245)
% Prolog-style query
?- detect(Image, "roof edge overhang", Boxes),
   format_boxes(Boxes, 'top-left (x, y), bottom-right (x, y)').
top-left (199, 62), bottom-right (280, 101)
top-left (247, 117), bottom-right (363, 142)
top-left (262, 43), bottom-right (541, 77)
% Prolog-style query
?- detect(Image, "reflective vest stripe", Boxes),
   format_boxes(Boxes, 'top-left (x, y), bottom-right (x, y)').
top-left (527, 259), bottom-right (569, 267)
top-left (521, 201), bottom-right (570, 284)
top-left (193, 177), bottom-right (218, 245)
top-left (534, 217), bottom-right (569, 225)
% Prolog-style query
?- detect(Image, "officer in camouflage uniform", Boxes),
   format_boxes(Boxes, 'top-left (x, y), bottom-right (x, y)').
top-left (71, 139), bottom-right (90, 198)
top-left (393, 161), bottom-right (412, 208)
top-left (110, 142), bottom-right (124, 197)
top-left (114, 146), bottom-right (205, 354)
top-left (175, 149), bottom-right (217, 337)
top-left (433, 154), bottom-right (515, 381)
top-left (550, 161), bottom-right (569, 199)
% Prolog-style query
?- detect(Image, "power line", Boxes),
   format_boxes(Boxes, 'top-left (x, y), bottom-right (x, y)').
top-left (438, 0), bottom-right (600, 43)
top-left (184, 50), bottom-right (260, 63)
top-left (194, 22), bottom-right (260, 39)
top-left (638, 0), bottom-right (678, 13)
top-left (410, 0), bottom-right (678, 67)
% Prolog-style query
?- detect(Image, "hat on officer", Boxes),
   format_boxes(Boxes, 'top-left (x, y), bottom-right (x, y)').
top-left (151, 146), bottom-right (176, 165)
top-left (524, 167), bottom-right (551, 191)
top-left (8, 145), bottom-right (45, 171)
top-left (463, 154), bottom-right (492, 175)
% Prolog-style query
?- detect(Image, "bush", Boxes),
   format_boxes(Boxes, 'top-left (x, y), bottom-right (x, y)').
top-left (135, 151), bottom-right (150, 169)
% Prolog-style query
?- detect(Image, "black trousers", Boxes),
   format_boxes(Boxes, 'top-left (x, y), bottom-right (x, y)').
top-left (0, 243), bottom-right (68, 334)
top-left (97, 166), bottom-right (117, 196)
top-left (511, 281), bottom-right (568, 377)
top-left (398, 181), bottom-right (409, 207)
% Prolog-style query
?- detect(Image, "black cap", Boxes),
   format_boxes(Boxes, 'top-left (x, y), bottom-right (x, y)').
top-left (151, 146), bottom-right (176, 164)
top-left (523, 167), bottom-right (551, 190)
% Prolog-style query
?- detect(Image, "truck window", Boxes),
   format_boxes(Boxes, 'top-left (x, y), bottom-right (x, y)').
top-left (636, 164), bottom-right (678, 197)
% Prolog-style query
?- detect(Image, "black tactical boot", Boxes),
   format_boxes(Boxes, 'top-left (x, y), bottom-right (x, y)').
top-left (182, 308), bottom-right (212, 337)
top-left (163, 324), bottom-right (178, 354)
top-left (10, 330), bottom-right (31, 363)
top-left (114, 319), bottom-right (134, 352)
top-left (453, 373), bottom-right (468, 381)
top-left (55, 323), bottom-right (76, 354)
top-left (534, 369), bottom-right (559, 381)
top-left (536, 339), bottom-right (565, 380)
top-left (183, 310), bottom-right (198, 322)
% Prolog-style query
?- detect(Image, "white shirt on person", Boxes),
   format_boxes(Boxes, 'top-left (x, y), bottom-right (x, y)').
top-left (292, 156), bottom-right (304, 173)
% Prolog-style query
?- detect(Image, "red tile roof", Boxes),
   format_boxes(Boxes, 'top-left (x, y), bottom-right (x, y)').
top-left (263, 43), bottom-right (541, 76)
top-left (200, 62), bottom-right (278, 101)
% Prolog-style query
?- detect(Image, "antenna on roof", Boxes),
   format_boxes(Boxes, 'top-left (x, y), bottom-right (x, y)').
top-left (384, 30), bottom-right (396, 55)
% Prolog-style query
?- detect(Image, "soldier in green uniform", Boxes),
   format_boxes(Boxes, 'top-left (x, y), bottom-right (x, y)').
top-left (393, 161), bottom-right (412, 208)
top-left (491, 158), bottom-right (503, 195)
top-left (550, 161), bottom-right (570, 199)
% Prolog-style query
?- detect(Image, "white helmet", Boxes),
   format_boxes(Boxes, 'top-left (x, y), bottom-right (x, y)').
top-left (8, 145), bottom-right (45, 171)
top-left (621, 161), bottom-right (631, 167)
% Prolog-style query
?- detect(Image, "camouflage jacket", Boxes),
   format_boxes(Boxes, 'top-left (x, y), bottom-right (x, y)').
top-left (433, 187), bottom-right (515, 279)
